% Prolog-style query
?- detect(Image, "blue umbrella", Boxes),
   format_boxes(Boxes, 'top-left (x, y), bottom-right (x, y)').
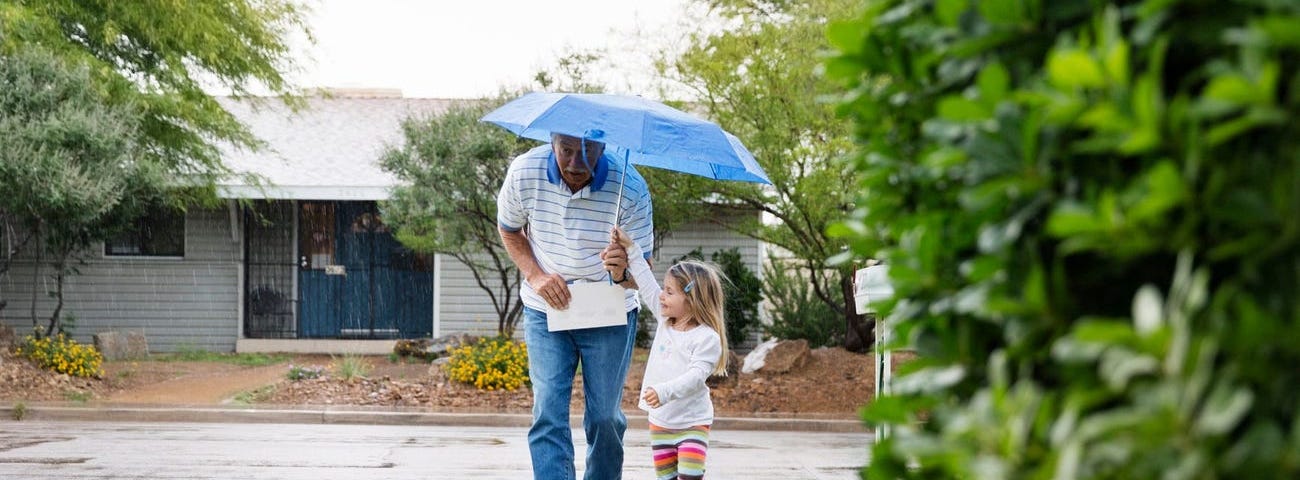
top-left (481, 92), bottom-right (772, 192)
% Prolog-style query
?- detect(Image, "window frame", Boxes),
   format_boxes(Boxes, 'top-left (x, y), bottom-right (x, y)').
top-left (102, 207), bottom-right (187, 259)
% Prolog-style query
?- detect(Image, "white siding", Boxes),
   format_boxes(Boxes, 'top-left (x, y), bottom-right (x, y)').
top-left (652, 218), bottom-right (762, 275)
top-left (0, 207), bottom-right (241, 352)
top-left (436, 253), bottom-right (518, 338)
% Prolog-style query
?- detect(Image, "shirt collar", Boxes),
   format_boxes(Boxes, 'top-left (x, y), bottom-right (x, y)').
top-left (545, 150), bottom-right (611, 192)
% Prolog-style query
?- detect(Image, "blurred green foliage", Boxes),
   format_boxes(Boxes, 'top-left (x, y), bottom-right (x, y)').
top-left (827, 0), bottom-right (1300, 477)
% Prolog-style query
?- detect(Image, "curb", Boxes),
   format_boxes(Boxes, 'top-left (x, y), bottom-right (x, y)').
top-left (0, 403), bottom-right (867, 433)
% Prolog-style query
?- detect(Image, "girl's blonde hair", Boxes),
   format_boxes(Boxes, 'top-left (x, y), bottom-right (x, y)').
top-left (666, 260), bottom-right (729, 376)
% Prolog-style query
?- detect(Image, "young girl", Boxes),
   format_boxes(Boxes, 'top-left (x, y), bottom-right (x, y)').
top-left (612, 227), bottom-right (728, 480)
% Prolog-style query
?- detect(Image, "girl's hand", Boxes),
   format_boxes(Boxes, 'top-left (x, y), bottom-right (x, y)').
top-left (642, 387), bottom-right (662, 408)
top-left (609, 227), bottom-right (634, 249)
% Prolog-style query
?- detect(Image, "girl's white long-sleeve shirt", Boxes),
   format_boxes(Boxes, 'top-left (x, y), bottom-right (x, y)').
top-left (625, 243), bottom-right (721, 429)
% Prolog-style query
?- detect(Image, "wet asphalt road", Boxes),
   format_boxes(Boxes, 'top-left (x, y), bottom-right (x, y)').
top-left (0, 420), bottom-right (870, 479)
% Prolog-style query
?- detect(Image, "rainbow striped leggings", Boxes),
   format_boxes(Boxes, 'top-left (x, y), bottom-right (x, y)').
top-left (649, 423), bottom-right (710, 480)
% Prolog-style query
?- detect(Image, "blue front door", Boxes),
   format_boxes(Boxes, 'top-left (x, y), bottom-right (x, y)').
top-left (298, 201), bottom-right (433, 338)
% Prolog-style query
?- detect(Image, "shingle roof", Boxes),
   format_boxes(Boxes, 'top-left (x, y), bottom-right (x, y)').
top-left (216, 97), bottom-right (454, 200)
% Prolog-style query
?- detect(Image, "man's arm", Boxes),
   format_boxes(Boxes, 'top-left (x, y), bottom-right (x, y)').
top-left (500, 227), bottom-right (570, 309)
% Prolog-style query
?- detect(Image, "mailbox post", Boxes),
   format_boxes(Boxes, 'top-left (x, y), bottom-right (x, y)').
top-left (854, 262), bottom-right (893, 442)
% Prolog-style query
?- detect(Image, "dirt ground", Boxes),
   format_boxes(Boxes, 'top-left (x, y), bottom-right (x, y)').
top-left (0, 346), bottom-right (885, 416)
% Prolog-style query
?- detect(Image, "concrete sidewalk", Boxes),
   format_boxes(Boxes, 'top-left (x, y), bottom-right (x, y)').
top-left (0, 402), bottom-right (867, 433)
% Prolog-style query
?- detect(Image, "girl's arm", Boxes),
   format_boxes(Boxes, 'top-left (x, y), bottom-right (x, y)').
top-left (613, 228), bottom-right (662, 319)
top-left (651, 331), bottom-right (722, 404)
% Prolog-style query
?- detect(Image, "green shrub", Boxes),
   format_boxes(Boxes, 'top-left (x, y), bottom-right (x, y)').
top-left (761, 256), bottom-right (842, 348)
top-left (759, 256), bottom-right (842, 346)
top-left (828, 0), bottom-right (1300, 477)
top-left (16, 333), bottom-right (103, 378)
top-left (330, 354), bottom-right (370, 381)
top-left (444, 336), bottom-right (529, 391)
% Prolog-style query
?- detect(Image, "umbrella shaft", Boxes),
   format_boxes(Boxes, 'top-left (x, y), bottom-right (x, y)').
top-left (614, 151), bottom-right (628, 228)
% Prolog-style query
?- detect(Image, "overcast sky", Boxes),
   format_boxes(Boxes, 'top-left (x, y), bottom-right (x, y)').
top-left (288, 0), bottom-right (691, 99)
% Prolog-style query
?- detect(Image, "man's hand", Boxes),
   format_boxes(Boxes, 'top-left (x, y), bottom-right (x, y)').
top-left (600, 241), bottom-right (629, 284)
top-left (642, 387), bottom-right (662, 408)
top-left (500, 227), bottom-right (570, 308)
top-left (529, 272), bottom-right (571, 309)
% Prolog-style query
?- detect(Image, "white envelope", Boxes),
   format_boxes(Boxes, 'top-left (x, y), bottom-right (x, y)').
top-left (546, 282), bottom-right (628, 332)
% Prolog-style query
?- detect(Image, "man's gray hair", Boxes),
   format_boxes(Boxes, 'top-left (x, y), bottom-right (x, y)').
top-left (551, 132), bottom-right (606, 149)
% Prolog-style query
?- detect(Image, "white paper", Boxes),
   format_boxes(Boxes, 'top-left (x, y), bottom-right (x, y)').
top-left (546, 282), bottom-right (627, 332)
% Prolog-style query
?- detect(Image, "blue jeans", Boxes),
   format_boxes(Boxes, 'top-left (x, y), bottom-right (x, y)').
top-left (523, 306), bottom-right (638, 480)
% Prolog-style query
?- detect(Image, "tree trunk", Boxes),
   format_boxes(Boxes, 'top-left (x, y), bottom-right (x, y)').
top-left (46, 251), bottom-right (69, 335)
top-left (29, 224), bottom-right (42, 337)
top-left (841, 271), bottom-right (873, 353)
top-left (0, 214), bottom-right (16, 315)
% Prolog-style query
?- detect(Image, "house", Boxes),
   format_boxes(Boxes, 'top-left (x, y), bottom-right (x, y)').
top-left (0, 90), bottom-right (764, 353)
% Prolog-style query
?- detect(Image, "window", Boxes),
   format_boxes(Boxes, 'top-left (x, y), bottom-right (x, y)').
top-left (300, 202), bottom-right (336, 269)
top-left (104, 208), bottom-right (185, 257)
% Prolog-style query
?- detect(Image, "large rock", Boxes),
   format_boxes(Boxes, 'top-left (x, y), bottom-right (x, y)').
top-left (126, 331), bottom-right (149, 358)
top-left (94, 331), bottom-right (150, 361)
top-left (756, 339), bottom-right (810, 374)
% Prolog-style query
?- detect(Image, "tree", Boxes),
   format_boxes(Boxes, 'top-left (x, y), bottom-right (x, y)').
top-left (0, 48), bottom-right (166, 336)
top-left (654, 0), bottom-right (867, 349)
top-left (0, 0), bottom-right (311, 199)
top-left (380, 97), bottom-right (535, 336)
top-left (828, 0), bottom-right (1300, 477)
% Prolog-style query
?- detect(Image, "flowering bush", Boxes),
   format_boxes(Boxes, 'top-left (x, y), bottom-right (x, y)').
top-left (16, 333), bottom-right (103, 378)
top-left (285, 364), bottom-right (325, 381)
top-left (444, 336), bottom-right (529, 391)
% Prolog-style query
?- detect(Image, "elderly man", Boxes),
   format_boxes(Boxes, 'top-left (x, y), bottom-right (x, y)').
top-left (497, 133), bottom-right (654, 479)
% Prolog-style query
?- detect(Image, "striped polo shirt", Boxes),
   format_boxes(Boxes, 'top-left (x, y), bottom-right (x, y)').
top-left (497, 144), bottom-right (655, 312)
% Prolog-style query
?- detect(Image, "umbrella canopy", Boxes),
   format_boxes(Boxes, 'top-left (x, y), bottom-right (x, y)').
top-left (481, 92), bottom-right (771, 184)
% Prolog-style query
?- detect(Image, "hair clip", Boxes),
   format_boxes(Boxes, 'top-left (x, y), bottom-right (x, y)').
top-left (683, 280), bottom-right (695, 293)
